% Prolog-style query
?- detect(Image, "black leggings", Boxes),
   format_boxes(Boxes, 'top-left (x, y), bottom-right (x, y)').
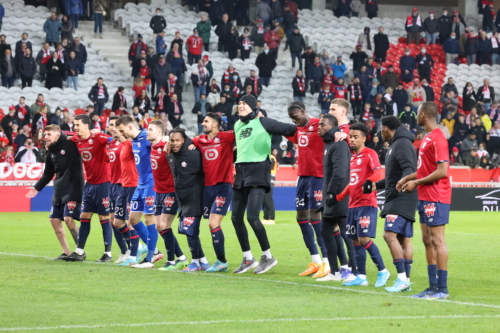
top-left (231, 187), bottom-right (270, 252)
top-left (322, 216), bottom-right (357, 274)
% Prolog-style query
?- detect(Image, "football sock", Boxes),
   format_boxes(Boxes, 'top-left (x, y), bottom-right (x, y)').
top-left (174, 237), bottom-right (184, 257)
top-left (178, 254), bottom-right (186, 261)
top-left (243, 250), bottom-right (253, 260)
top-left (76, 218), bottom-right (91, 250)
top-left (364, 240), bottom-right (385, 271)
top-left (145, 224), bottom-right (158, 262)
top-left (405, 259), bottom-right (413, 279)
top-left (437, 269), bottom-right (448, 292)
top-left (311, 220), bottom-right (328, 258)
top-left (393, 258), bottom-right (407, 281)
top-left (133, 221), bottom-right (149, 244)
top-left (262, 249), bottom-right (272, 259)
top-left (160, 229), bottom-right (176, 262)
top-left (210, 226), bottom-right (226, 263)
top-left (311, 254), bottom-right (322, 264)
top-left (297, 219), bottom-right (319, 255)
top-left (354, 244), bottom-right (367, 275)
top-left (112, 226), bottom-right (128, 255)
top-left (200, 257), bottom-right (209, 264)
top-left (322, 257), bottom-right (329, 266)
top-left (129, 229), bottom-right (139, 257)
top-left (428, 264), bottom-right (438, 287)
top-left (334, 230), bottom-right (348, 266)
top-left (187, 235), bottom-right (201, 259)
top-left (100, 219), bottom-right (112, 252)
top-left (119, 224), bottom-right (131, 248)
top-left (191, 258), bottom-right (200, 265)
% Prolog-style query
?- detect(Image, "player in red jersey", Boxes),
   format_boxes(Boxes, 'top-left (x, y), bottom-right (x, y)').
top-left (334, 123), bottom-right (390, 287)
top-left (398, 102), bottom-right (451, 300)
top-left (65, 114), bottom-right (113, 262)
top-left (286, 101), bottom-right (329, 277)
top-left (190, 112), bottom-right (235, 272)
top-left (147, 120), bottom-right (188, 271)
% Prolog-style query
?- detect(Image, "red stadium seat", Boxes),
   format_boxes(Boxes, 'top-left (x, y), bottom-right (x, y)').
top-left (398, 37), bottom-right (407, 44)
top-left (74, 108), bottom-right (86, 115)
top-left (0, 108), bottom-right (4, 115)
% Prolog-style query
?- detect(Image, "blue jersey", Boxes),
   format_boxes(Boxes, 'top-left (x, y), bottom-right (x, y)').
top-left (132, 129), bottom-right (154, 189)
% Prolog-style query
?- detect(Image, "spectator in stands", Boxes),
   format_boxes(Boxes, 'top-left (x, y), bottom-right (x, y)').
top-left (347, 77), bottom-right (363, 116)
top-left (358, 27), bottom-right (374, 57)
top-left (15, 138), bottom-right (40, 163)
top-left (16, 33), bottom-right (33, 55)
top-left (461, 132), bottom-right (478, 155)
top-left (88, 77), bottom-right (109, 116)
top-left (464, 31), bottom-right (478, 65)
top-left (407, 78), bottom-right (426, 111)
top-left (472, 118), bottom-right (487, 144)
top-left (337, 0), bottom-right (351, 17)
top-left (14, 42), bottom-right (27, 68)
top-left (0, 145), bottom-right (14, 164)
top-left (1, 107), bottom-right (19, 145)
top-left (383, 91), bottom-right (397, 116)
top-left (255, 0), bottom-right (271, 28)
top-left (18, 48), bottom-right (36, 89)
top-left (70, 37), bottom-right (86, 74)
top-left (192, 94), bottom-right (212, 134)
top-left (477, 31), bottom-right (492, 65)
top-left (392, 82), bottom-right (408, 113)
top-left (366, 78), bottom-right (383, 102)
top-left (292, 69), bottom-right (307, 102)
top-left (450, 147), bottom-right (463, 165)
top-left (186, 28), bottom-right (203, 65)
top-left (15, 98), bottom-right (30, 127)
top-left (443, 32), bottom-right (460, 65)
top-left (213, 95), bottom-right (232, 127)
top-left (453, 113), bottom-right (468, 145)
top-left (45, 51), bottom-right (64, 89)
top-left (150, 8), bottom-right (167, 42)
top-left (399, 104), bottom-right (417, 129)
top-left (264, 24), bottom-right (281, 60)
top-left (481, 109), bottom-right (492, 132)
top-left (230, 72), bottom-right (243, 103)
top-left (405, 7), bottom-right (422, 45)
top-left (165, 44), bottom-right (184, 81)
top-left (0, 49), bottom-right (15, 88)
top-left (132, 76), bottom-right (146, 98)
top-left (154, 31), bottom-right (166, 55)
top-left (365, 0), bottom-right (378, 19)
top-left (255, 45), bottom-right (276, 87)
top-left (440, 77), bottom-right (458, 97)
top-left (64, 50), bottom-right (80, 90)
top-left (220, 82), bottom-right (235, 104)
top-left (166, 93), bottom-right (183, 127)
top-left (111, 87), bottom-right (127, 114)
top-left (491, 31), bottom-right (500, 65)
top-left (438, 8), bottom-right (452, 45)
top-left (422, 10), bottom-right (439, 45)
top-left (128, 34), bottom-right (147, 66)
top-left (480, 155), bottom-right (495, 170)
top-left (209, 0), bottom-right (225, 27)
top-left (30, 94), bottom-right (50, 120)
top-left (483, 3), bottom-right (495, 33)
top-left (138, 58), bottom-right (152, 90)
top-left (32, 105), bottom-right (48, 136)
top-left (442, 110), bottom-right (455, 136)
top-left (477, 142), bottom-right (490, 158)
top-left (301, 46), bottom-right (316, 79)
top-left (464, 148), bottom-right (480, 168)
top-left (134, 90), bottom-right (151, 115)
top-left (207, 80), bottom-right (220, 104)
top-left (0, 3), bottom-right (4, 31)
top-left (350, 45), bottom-right (367, 77)
top-left (60, 15), bottom-right (73, 43)
top-left (373, 26), bottom-right (389, 62)
top-left (170, 31), bottom-right (183, 54)
top-left (399, 48), bottom-right (415, 83)
top-left (244, 70), bottom-right (262, 97)
top-left (196, 14), bottom-right (211, 52)
top-left (467, 107), bottom-right (480, 128)
top-left (237, 28), bottom-right (252, 60)
top-left (49, 108), bottom-right (63, 126)
top-left (308, 56), bottom-right (323, 95)
top-left (478, 79), bottom-right (495, 112)
top-left (215, 13), bottom-right (232, 54)
top-left (318, 84), bottom-right (334, 115)
top-left (415, 47), bottom-right (433, 83)
top-left (43, 12), bottom-right (62, 47)
top-left (153, 88), bottom-right (168, 115)
top-left (251, 19), bottom-right (265, 54)
top-left (270, 0), bottom-right (283, 23)
top-left (283, 5), bottom-right (295, 35)
top-left (333, 77), bottom-right (347, 99)
top-left (191, 65), bottom-right (209, 103)
top-left (418, 78), bottom-right (433, 102)
top-left (370, 92), bottom-right (385, 128)
top-left (450, 16), bottom-right (465, 43)
top-left (356, 65), bottom-right (370, 96)
top-left (225, 26), bottom-right (239, 60)
top-left (93, 0), bottom-right (106, 38)
top-left (381, 64), bottom-right (397, 90)
top-left (330, 54), bottom-right (346, 80)
top-left (319, 51), bottom-right (332, 70)
top-left (0, 35), bottom-right (10, 61)
top-left (284, 26), bottom-right (306, 70)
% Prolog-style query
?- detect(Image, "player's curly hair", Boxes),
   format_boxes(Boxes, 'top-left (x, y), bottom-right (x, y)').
top-left (170, 127), bottom-right (186, 139)
top-left (349, 122), bottom-right (368, 137)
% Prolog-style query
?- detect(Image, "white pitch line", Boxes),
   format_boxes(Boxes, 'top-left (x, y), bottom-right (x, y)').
top-left (0, 315), bottom-right (499, 331)
top-left (2, 252), bottom-right (500, 310)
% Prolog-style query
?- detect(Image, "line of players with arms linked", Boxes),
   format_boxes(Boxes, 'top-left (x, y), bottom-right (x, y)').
top-left (27, 93), bottom-right (451, 300)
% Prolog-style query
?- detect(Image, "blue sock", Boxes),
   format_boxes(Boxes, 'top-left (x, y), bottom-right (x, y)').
top-left (354, 244), bottom-right (367, 275)
top-left (133, 221), bottom-right (149, 244)
top-left (187, 234), bottom-right (201, 260)
top-left (393, 258), bottom-right (406, 274)
top-left (211, 226), bottom-right (226, 263)
top-left (160, 229), bottom-right (176, 262)
top-left (100, 219), bottom-right (112, 252)
top-left (297, 219), bottom-right (318, 255)
top-left (365, 240), bottom-right (385, 271)
top-left (77, 218), bottom-right (91, 249)
top-left (112, 226), bottom-right (128, 254)
top-left (119, 224), bottom-right (131, 248)
top-left (437, 269), bottom-right (448, 292)
top-left (428, 264), bottom-right (438, 286)
top-left (311, 220), bottom-right (328, 258)
top-left (145, 224), bottom-right (158, 262)
top-left (405, 259), bottom-right (413, 278)
top-left (334, 230), bottom-right (347, 266)
top-left (130, 230), bottom-right (139, 257)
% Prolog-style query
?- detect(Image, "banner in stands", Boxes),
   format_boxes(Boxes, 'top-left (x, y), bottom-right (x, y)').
top-left (0, 163), bottom-right (45, 181)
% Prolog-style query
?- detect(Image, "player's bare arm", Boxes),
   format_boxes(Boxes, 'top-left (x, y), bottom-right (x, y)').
top-left (402, 162), bottom-right (448, 193)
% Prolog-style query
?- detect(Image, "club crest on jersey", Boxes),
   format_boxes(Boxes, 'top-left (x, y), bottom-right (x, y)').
top-left (102, 197), bottom-right (110, 208)
top-left (61, 150), bottom-right (65, 155)
top-left (308, 126), bottom-right (314, 131)
top-left (215, 196), bottom-right (226, 208)
top-left (164, 196), bottom-right (175, 207)
top-left (88, 139), bottom-right (93, 144)
top-left (386, 214), bottom-right (398, 223)
top-left (157, 148), bottom-right (162, 154)
top-left (359, 216), bottom-right (371, 228)
top-left (145, 196), bottom-right (155, 207)
top-left (181, 161), bottom-right (187, 167)
top-left (67, 201), bottom-right (77, 210)
top-left (314, 190), bottom-right (323, 202)
top-left (214, 137), bottom-right (220, 143)
top-left (424, 203), bottom-right (436, 217)
top-left (183, 217), bottom-right (195, 226)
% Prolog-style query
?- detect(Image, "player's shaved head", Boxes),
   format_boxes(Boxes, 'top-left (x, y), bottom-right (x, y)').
top-left (417, 102), bottom-right (438, 127)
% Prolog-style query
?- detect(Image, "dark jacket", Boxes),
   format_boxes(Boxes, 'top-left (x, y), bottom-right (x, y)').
top-left (477, 85), bottom-right (495, 103)
top-left (285, 32), bottom-right (306, 53)
top-left (350, 51), bottom-right (368, 72)
top-left (365, 0), bottom-right (378, 13)
top-left (292, 75), bottom-right (308, 97)
top-left (243, 77), bottom-right (262, 96)
top-left (477, 36), bottom-right (492, 53)
top-left (283, 10), bottom-right (296, 31)
top-left (398, 109), bottom-right (417, 129)
top-left (399, 55), bottom-right (415, 81)
top-left (149, 15), bottom-right (167, 34)
top-left (153, 61), bottom-right (172, 86)
top-left (134, 96), bottom-right (151, 113)
top-left (0, 55), bottom-right (16, 77)
top-left (422, 84), bottom-right (434, 102)
top-left (191, 101), bottom-right (213, 123)
top-left (415, 53), bottom-right (433, 70)
top-left (112, 92), bottom-right (127, 111)
top-left (34, 133), bottom-right (84, 205)
top-left (255, 52), bottom-right (276, 77)
top-left (438, 15), bottom-right (452, 40)
top-left (18, 55), bottom-right (37, 78)
top-left (308, 63), bottom-right (323, 81)
top-left (441, 83), bottom-right (458, 96)
top-left (376, 126), bottom-right (418, 222)
top-left (423, 17), bottom-right (439, 34)
top-left (166, 100), bottom-right (184, 127)
top-left (251, 24), bottom-right (266, 47)
top-left (381, 71), bottom-right (398, 90)
top-left (318, 91), bottom-right (334, 110)
top-left (453, 121), bottom-right (468, 142)
top-left (168, 136), bottom-right (204, 217)
top-left (65, 57), bottom-right (81, 76)
top-left (463, 87), bottom-right (477, 111)
top-left (405, 15), bottom-right (423, 33)
top-left (464, 36), bottom-right (478, 55)
top-left (373, 32), bottom-right (389, 58)
top-left (443, 37), bottom-right (460, 54)
top-left (88, 83), bottom-right (109, 103)
top-left (322, 127), bottom-right (350, 218)
top-left (215, 21), bottom-right (232, 41)
top-left (69, 42), bottom-right (87, 64)
top-left (271, 0), bottom-right (283, 20)
top-left (393, 88), bottom-right (408, 111)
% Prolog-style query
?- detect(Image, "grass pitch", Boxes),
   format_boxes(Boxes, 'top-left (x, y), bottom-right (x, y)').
top-left (1, 211), bottom-right (499, 332)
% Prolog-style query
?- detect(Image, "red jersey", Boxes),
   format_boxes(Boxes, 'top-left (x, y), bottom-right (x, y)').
top-left (286, 118), bottom-right (323, 177)
top-left (417, 128), bottom-right (451, 204)
top-left (186, 35), bottom-right (203, 55)
top-left (150, 142), bottom-right (175, 193)
top-left (348, 147), bottom-right (381, 208)
top-left (71, 133), bottom-right (111, 184)
top-left (339, 123), bottom-right (351, 147)
top-left (120, 140), bottom-right (139, 187)
top-left (107, 139), bottom-right (122, 184)
top-left (192, 131), bottom-right (235, 186)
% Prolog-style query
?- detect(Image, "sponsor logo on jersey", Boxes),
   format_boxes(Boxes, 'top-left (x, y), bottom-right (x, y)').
top-left (183, 217), bottom-right (195, 226)
top-left (359, 216), bottom-right (371, 228)
top-left (215, 196), bottom-right (226, 208)
top-left (308, 126), bottom-right (314, 131)
top-left (239, 128), bottom-right (253, 139)
top-left (67, 201), bottom-right (77, 210)
top-left (424, 203), bottom-right (436, 217)
top-left (102, 197), bottom-right (110, 209)
top-left (386, 214), bottom-right (398, 222)
top-left (314, 190), bottom-right (323, 202)
top-left (145, 196), bottom-right (155, 206)
top-left (214, 137), bottom-right (220, 143)
top-left (164, 196), bottom-right (175, 207)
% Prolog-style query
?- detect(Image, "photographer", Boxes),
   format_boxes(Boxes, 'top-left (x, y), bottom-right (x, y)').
top-left (15, 138), bottom-right (41, 163)
top-left (331, 55), bottom-right (347, 80)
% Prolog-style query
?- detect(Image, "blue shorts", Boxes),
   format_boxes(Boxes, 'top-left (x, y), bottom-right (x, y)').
top-left (203, 183), bottom-right (233, 219)
top-left (119, 186), bottom-right (136, 221)
top-left (418, 200), bottom-right (450, 226)
top-left (383, 214), bottom-right (413, 238)
top-left (346, 206), bottom-right (378, 239)
top-left (154, 192), bottom-right (179, 216)
top-left (109, 183), bottom-right (122, 212)
top-left (49, 201), bottom-right (81, 221)
top-left (296, 176), bottom-right (323, 210)
top-left (178, 216), bottom-right (201, 236)
top-left (82, 182), bottom-right (110, 215)
top-left (131, 186), bottom-right (156, 215)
